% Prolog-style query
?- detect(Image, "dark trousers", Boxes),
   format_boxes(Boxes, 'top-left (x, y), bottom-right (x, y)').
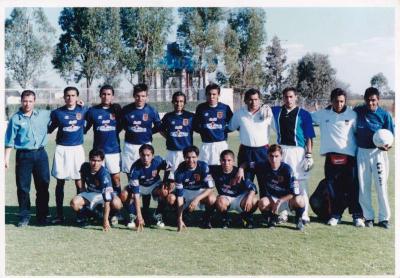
top-left (324, 153), bottom-right (362, 219)
top-left (238, 144), bottom-right (268, 185)
top-left (15, 148), bottom-right (50, 220)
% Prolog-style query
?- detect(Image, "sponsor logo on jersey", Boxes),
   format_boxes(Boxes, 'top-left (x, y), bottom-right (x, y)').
top-left (217, 111), bottom-right (223, 119)
top-left (98, 115), bottom-right (103, 119)
top-left (194, 174), bottom-right (201, 182)
top-left (64, 115), bottom-right (69, 119)
top-left (76, 113), bottom-right (82, 120)
top-left (143, 113), bottom-right (148, 121)
top-left (183, 119), bottom-right (189, 126)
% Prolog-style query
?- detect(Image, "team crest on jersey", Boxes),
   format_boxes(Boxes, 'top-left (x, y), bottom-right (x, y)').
top-left (194, 174), bottom-right (201, 182)
top-left (217, 112), bottom-right (223, 119)
top-left (143, 113), bottom-right (148, 121)
top-left (183, 119), bottom-right (189, 126)
top-left (110, 113), bottom-right (115, 120)
top-left (152, 170), bottom-right (158, 177)
top-left (76, 113), bottom-right (82, 120)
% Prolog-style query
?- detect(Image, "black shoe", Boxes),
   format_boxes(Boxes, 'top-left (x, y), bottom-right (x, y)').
top-left (37, 217), bottom-right (50, 226)
top-left (17, 217), bottom-right (30, 228)
top-left (51, 216), bottom-right (65, 225)
top-left (242, 215), bottom-right (254, 229)
top-left (267, 215), bottom-right (278, 229)
top-left (378, 220), bottom-right (389, 229)
top-left (201, 218), bottom-right (212, 229)
top-left (221, 217), bottom-right (231, 229)
top-left (365, 220), bottom-right (374, 228)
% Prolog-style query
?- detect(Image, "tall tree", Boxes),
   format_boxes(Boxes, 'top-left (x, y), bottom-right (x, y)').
top-left (177, 8), bottom-right (223, 89)
top-left (264, 36), bottom-right (287, 99)
top-left (5, 8), bottom-right (56, 88)
top-left (296, 53), bottom-right (336, 100)
top-left (370, 72), bottom-right (394, 98)
top-left (222, 24), bottom-right (240, 87)
top-left (120, 7), bottom-right (173, 86)
top-left (227, 8), bottom-right (266, 89)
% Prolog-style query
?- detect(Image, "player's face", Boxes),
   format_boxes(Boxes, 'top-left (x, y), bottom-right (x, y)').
top-left (206, 89), bottom-right (219, 106)
top-left (89, 155), bottom-right (103, 172)
top-left (184, 151), bottom-right (198, 169)
top-left (365, 94), bottom-right (379, 111)
top-left (220, 154), bottom-right (234, 173)
top-left (245, 93), bottom-right (261, 112)
top-left (332, 95), bottom-right (346, 113)
top-left (283, 91), bottom-right (297, 109)
top-left (173, 96), bottom-right (185, 112)
top-left (21, 95), bottom-right (35, 114)
top-left (100, 89), bottom-right (114, 106)
top-left (268, 150), bottom-right (282, 170)
top-left (134, 91), bottom-right (148, 108)
top-left (140, 149), bottom-right (153, 166)
top-left (64, 90), bottom-right (78, 107)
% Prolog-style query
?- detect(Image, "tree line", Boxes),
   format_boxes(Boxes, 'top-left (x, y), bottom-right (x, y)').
top-left (5, 7), bottom-right (395, 102)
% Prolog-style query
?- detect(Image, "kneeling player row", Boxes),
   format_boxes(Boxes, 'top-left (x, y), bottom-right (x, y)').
top-left (72, 144), bottom-right (306, 232)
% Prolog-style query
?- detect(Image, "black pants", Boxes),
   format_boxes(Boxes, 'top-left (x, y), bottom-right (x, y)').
top-left (15, 148), bottom-right (50, 220)
top-left (324, 153), bottom-right (362, 219)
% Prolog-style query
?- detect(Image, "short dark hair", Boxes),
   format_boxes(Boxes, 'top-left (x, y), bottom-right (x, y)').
top-left (172, 91), bottom-right (186, 104)
top-left (205, 83), bottom-right (220, 95)
top-left (139, 144), bottom-right (154, 155)
top-left (282, 87), bottom-right (297, 96)
top-left (268, 144), bottom-right (282, 155)
top-left (364, 87), bottom-right (380, 101)
top-left (183, 145), bottom-right (199, 157)
top-left (220, 149), bottom-right (235, 160)
top-left (64, 86), bottom-right (79, 96)
top-left (133, 83), bottom-right (148, 96)
top-left (20, 90), bottom-right (36, 101)
top-left (100, 84), bottom-right (114, 96)
top-left (330, 88), bottom-right (347, 102)
top-left (89, 149), bottom-right (105, 160)
top-left (244, 88), bottom-right (261, 102)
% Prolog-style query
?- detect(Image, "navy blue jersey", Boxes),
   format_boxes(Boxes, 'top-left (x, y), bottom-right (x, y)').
top-left (80, 162), bottom-right (113, 201)
top-left (174, 160), bottom-right (214, 196)
top-left (48, 105), bottom-right (87, 146)
top-left (354, 105), bottom-right (394, 149)
top-left (160, 110), bottom-right (195, 151)
top-left (211, 166), bottom-right (257, 197)
top-left (193, 102), bottom-right (233, 143)
top-left (128, 156), bottom-right (171, 191)
top-left (85, 104), bottom-right (122, 154)
top-left (121, 103), bottom-right (161, 144)
top-left (272, 106), bottom-right (315, 148)
top-left (256, 161), bottom-right (299, 198)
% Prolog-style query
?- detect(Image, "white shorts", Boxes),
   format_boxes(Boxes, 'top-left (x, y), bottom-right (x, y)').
top-left (281, 145), bottom-right (309, 181)
top-left (183, 189), bottom-right (206, 210)
top-left (79, 192), bottom-right (104, 210)
top-left (199, 141), bottom-right (228, 166)
top-left (104, 153), bottom-right (121, 174)
top-left (121, 142), bottom-right (150, 173)
top-left (52, 145), bottom-right (85, 180)
top-left (139, 180), bottom-right (162, 197)
top-left (220, 193), bottom-right (247, 213)
top-left (165, 150), bottom-right (184, 172)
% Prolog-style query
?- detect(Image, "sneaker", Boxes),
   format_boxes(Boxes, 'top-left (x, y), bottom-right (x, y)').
top-left (277, 210), bottom-right (289, 224)
top-left (110, 215), bottom-right (119, 226)
top-left (365, 220), bottom-right (374, 227)
top-left (201, 217), bottom-right (212, 229)
top-left (242, 215), bottom-right (254, 229)
top-left (327, 217), bottom-right (340, 226)
top-left (51, 216), bottom-right (65, 225)
top-left (17, 216), bottom-right (30, 228)
top-left (296, 217), bottom-right (305, 231)
top-left (221, 217), bottom-right (231, 229)
top-left (127, 214), bottom-right (137, 229)
top-left (153, 212), bottom-right (165, 228)
top-left (378, 220), bottom-right (389, 229)
top-left (267, 215), bottom-right (278, 229)
top-left (353, 218), bottom-right (365, 228)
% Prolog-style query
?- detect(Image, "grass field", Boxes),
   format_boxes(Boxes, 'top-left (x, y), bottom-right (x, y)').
top-left (5, 129), bottom-right (395, 275)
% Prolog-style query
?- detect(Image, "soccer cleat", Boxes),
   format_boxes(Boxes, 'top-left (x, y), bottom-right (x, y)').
top-left (296, 217), bottom-right (305, 231)
top-left (127, 214), bottom-right (137, 229)
top-left (201, 216), bottom-right (212, 229)
top-left (365, 220), bottom-right (374, 227)
top-left (37, 217), bottom-right (50, 226)
top-left (242, 215), bottom-right (254, 229)
top-left (378, 220), bottom-right (389, 229)
top-left (153, 212), bottom-right (165, 228)
top-left (221, 217), bottom-right (231, 229)
top-left (110, 215), bottom-right (119, 226)
top-left (327, 217), bottom-right (340, 226)
top-left (267, 215), bottom-right (278, 229)
top-left (17, 216), bottom-right (30, 228)
top-left (353, 218), bottom-right (365, 227)
top-left (51, 216), bottom-right (65, 225)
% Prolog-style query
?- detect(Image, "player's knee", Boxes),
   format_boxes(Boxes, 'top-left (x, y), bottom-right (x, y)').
top-left (111, 196), bottom-right (123, 210)
top-left (294, 195), bottom-right (305, 208)
top-left (258, 197), bottom-right (269, 211)
top-left (120, 190), bottom-right (129, 203)
top-left (70, 197), bottom-right (82, 211)
top-left (215, 197), bottom-right (228, 212)
top-left (207, 193), bottom-right (217, 206)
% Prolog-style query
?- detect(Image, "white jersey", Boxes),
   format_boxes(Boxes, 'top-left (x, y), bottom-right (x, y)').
top-left (311, 106), bottom-right (357, 157)
top-left (228, 105), bottom-right (274, 147)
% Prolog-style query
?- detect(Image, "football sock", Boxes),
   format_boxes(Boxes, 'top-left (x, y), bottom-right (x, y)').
top-left (128, 202), bottom-right (136, 215)
top-left (142, 195), bottom-right (151, 211)
top-left (55, 180), bottom-right (65, 217)
top-left (155, 200), bottom-right (166, 215)
top-left (295, 207), bottom-right (305, 218)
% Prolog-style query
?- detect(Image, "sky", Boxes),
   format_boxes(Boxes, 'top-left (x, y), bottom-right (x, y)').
top-left (4, 6), bottom-right (395, 95)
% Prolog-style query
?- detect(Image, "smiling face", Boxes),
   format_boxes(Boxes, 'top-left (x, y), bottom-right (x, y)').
top-left (332, 95), bottom-right (346, 113)
top-left (100, 89), bottom-right (114, 107)
top-left (365, 94), bottom-right (379, 112)
top-left (134, 90), bottom-right (148, 108)
top-left (173, 95), bottom-right (185, 113)
top-left (245, 93), bottom-right (261, 113)
top-left (184, 151), bottom-right (198, 170)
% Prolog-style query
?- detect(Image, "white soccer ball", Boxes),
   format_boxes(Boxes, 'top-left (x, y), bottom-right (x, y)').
top-left (372, 129), bottom-right (394, 148)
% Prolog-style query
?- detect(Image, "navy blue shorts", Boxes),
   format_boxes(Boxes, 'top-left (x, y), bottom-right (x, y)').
top-left (237, 144), bottom-right (269, 167)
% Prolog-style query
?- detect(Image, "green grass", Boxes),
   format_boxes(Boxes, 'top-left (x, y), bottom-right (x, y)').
top-left (5, 130), bottom-right (395, 275)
